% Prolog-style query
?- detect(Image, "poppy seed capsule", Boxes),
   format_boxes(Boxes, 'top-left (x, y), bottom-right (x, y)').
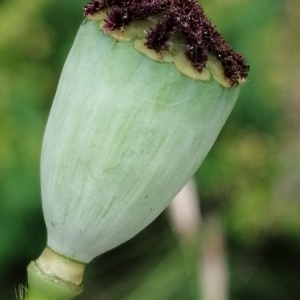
top-left (26, 1), bottom-right (248, 299)
top-left (42, 20), bottom-right (240, 262)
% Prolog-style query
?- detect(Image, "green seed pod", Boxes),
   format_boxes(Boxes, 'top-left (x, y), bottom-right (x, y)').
top-left (41, 19), bottom-right (239, 263)
top-left (26, 1), bottom-right (249, 299)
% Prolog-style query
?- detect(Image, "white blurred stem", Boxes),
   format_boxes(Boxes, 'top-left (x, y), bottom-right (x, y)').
top-left (167, 179), bottom-right (201, 299)
top-left (200, 213), bottom-right (228, 300)
top-left (168, 181), bottom-right (228, 300)
top-left (167, 179), bottom-right (201, 245)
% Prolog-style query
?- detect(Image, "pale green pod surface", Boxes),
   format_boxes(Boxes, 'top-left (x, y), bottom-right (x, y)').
top-left (41, 20), bottom-right (240, 263)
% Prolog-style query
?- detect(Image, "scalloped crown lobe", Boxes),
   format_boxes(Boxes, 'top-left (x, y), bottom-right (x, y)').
top-left (83, 0), bottom-right (249, 85)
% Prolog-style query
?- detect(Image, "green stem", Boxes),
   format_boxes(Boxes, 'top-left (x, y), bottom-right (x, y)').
top-left (26, 262), bottom-right (83, 300)
top-left (26, 247), bottom-right (85, 300)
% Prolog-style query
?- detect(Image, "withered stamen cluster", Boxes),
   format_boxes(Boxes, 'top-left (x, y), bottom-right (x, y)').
top-left (83, 0), bottom-right (249, 85)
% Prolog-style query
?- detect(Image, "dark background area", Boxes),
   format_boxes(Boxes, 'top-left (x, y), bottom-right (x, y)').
top-left (1, 0), bottom-right (299, 299)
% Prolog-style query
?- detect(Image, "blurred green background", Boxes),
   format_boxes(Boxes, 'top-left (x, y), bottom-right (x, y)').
top-left (1, 0), bottom-right (299, 299)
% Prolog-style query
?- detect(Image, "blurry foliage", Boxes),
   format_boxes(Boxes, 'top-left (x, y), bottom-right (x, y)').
top-left (0, 0), bottom-right (299, 299)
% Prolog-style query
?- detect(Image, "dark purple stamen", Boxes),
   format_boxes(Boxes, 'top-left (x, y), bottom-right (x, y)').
top-left (83, 0), bottom-right (249, 85)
